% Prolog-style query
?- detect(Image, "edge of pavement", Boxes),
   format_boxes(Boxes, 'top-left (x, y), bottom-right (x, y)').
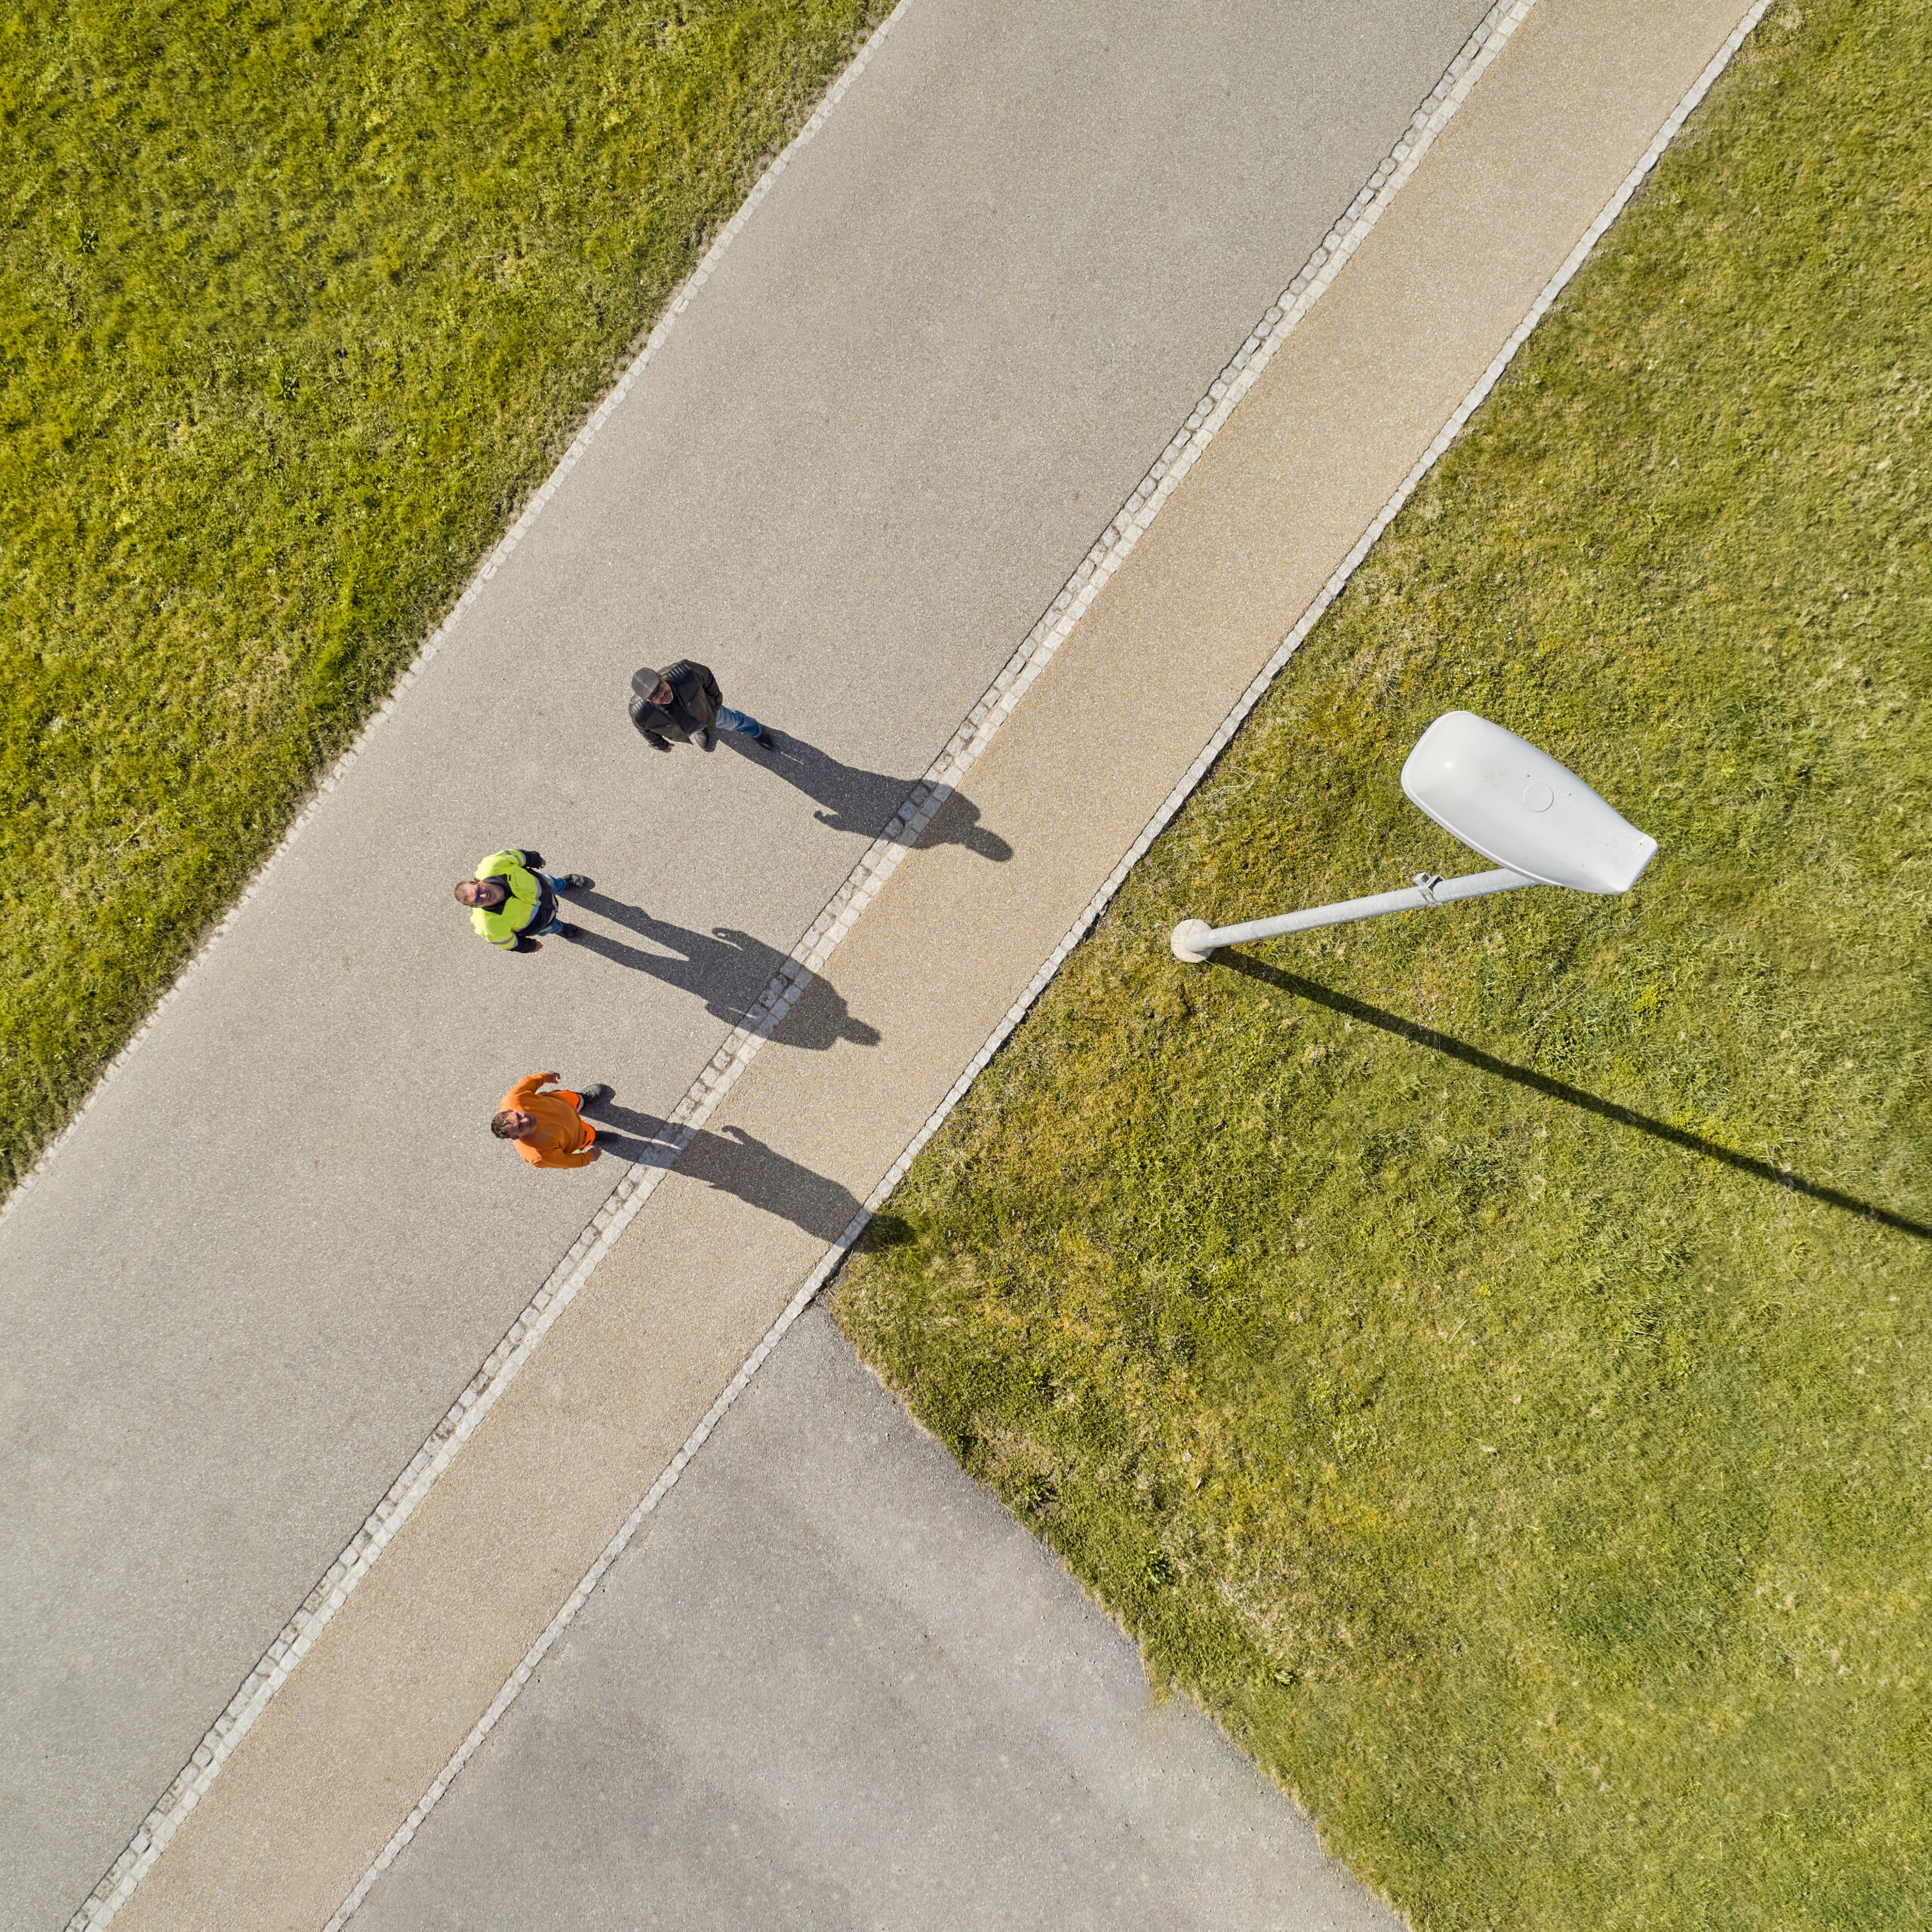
top-left (101, 0), bottom-right (1773, 1923)
top-left (67, 2), bottom-right (1540, 1925)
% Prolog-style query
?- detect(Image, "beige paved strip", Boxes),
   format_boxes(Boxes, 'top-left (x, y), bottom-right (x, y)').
top-left (117, 1), bottom-right (1759, 1924)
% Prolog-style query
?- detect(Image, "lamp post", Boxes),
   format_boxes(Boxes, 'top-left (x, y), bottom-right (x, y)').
top-left (1170, 711), bottom-right (1657, 963)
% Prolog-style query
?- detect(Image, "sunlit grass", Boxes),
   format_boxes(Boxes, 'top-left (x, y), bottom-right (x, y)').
top-left (835, 4), bottom-right (1930, 1925)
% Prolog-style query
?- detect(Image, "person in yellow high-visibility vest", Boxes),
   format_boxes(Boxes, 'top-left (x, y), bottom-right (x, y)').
top-left (454, 848), bottom-right (592, 953)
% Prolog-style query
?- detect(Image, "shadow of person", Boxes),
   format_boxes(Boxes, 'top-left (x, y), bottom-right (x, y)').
top-left (566, 892), bottom-right (880, 1048)
top-left (729, 732), bottom-right (1013, 862)
top-left (580, 1097), bottom-right (864, 1243)
top-left (777, 968), bottom-right (881, 1050)
top-left (919, 786), bottom-right (1013, 863)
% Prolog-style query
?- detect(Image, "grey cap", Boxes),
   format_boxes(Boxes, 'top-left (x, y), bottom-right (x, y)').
top-left (630, 666), bottom-right (663, 699)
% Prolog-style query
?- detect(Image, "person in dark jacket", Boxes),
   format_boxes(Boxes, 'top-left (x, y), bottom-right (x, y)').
top-left (629, 661), bottom-right (777, 754)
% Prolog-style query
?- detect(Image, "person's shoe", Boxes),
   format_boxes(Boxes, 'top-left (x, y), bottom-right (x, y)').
top-left (555, 922), bottom-right (582, 939)
top-left (562, 873), bottom-right (593, 891)
top-left (696, 728), bottom-right (715, 752)
top-left (755, 730), bottom-right (777, 752)
top-left (579, 1082), bottom-right (614, 1107)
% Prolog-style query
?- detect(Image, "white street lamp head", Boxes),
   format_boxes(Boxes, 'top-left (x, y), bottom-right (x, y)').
top-left (1168, 709), bottom-right (1660, 961)
top-left (1399, 711), bottom-right (1657, 894)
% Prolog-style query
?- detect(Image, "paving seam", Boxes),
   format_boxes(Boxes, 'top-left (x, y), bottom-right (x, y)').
top-left (72, 5), bottom-right (1542, 1924)
top-left (321, 1), bottom-right (1775, 1918)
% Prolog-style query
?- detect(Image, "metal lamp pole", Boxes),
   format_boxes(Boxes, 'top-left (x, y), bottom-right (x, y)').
top-left (1170, 712), bottom-right (1658, 964)
top-left (1171, 867), bottom-right (1536, 961)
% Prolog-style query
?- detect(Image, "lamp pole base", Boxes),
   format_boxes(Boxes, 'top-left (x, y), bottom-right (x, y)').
top-left (1170, 919), bottom-right (1215, 964)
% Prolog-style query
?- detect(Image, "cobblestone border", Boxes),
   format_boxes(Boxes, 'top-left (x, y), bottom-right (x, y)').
top-left (325, 0), bottom-right (1781, 1918)
top-left (76, 0), bottom-right (1563, 1918)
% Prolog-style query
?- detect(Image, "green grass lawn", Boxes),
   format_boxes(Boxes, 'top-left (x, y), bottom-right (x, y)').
top-left (0, 0), bottom-right (884, 1191)
top-left (835, 4), bottom-right (1930, 1926)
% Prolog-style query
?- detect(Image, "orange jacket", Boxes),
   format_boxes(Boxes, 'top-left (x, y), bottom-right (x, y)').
top-left (501, 1075), bottom-right (597, 1168)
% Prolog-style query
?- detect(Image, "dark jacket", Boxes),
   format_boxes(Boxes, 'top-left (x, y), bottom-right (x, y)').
top-left (629, 661), bottom-right (721, 745)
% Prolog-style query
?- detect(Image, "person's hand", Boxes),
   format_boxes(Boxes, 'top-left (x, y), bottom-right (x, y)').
top-left (521, 849), bottom-right (547, 871)
top-left (536, 1069), bottom-right (560, 1086)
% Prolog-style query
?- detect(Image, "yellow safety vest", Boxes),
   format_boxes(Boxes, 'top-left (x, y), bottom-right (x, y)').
top-left (470, 850), bottom-right (545, 948)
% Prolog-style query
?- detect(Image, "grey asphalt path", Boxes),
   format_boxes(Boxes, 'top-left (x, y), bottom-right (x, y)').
top-left (0, 2), bottom-right (1490, 1923)
top-left (349, 1307), bottom-right (1394, 1932)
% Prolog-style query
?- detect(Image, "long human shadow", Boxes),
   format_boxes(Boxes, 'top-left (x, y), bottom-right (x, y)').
top-left (729, 731), bottom-right (1013, 860)
top-left (580, 1097), bottom-right (863, 1244)
top-left (1217, 953), bottom-right (1931, 1241)
top-left (567, 894), bottom-right (881, 1048)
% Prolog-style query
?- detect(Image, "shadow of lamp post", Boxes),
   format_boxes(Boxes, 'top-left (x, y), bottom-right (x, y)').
top-left (1170, 711), bottom-right (1658, 963)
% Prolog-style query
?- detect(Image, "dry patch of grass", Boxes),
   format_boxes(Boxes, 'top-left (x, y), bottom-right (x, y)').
top-left (835, 5), bottom-right (1930, 1926)
top-left (0, 0), bottom-right (885, 1189)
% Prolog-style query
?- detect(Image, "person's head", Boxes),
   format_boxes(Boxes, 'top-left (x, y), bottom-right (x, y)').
top-left (491, 1108), bottom-right (537, 1141)
top-left (455, 878), bottom-right (508, 910)
top-left (632, 665), bottom-right (673, 707)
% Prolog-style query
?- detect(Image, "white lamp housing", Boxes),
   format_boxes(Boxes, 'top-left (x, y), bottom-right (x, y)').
top-left (1399, 711), bottom-right (1657, 894)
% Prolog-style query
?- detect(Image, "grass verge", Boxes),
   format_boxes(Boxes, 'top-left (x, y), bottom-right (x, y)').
top-left (834, 5), bottom-right (1930, 1926)
top-left (0, 0), bottom-right (885, 1192)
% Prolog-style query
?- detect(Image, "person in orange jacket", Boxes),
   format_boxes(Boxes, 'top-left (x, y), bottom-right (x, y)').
top-left (492, 1072), bottom-right (613, 1168)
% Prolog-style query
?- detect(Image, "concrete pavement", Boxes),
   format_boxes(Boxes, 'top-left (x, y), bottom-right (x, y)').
top-left (2, 2), bottom-right (1500, 1924)
top-left (88, 0), bottom-right (1767, 1922)
top-left (349, 1307), bottom-right (1394, 1932)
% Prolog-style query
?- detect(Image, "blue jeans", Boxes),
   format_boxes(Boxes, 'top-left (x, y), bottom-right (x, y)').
top-left (715, 706), bottom-right (761, 740)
